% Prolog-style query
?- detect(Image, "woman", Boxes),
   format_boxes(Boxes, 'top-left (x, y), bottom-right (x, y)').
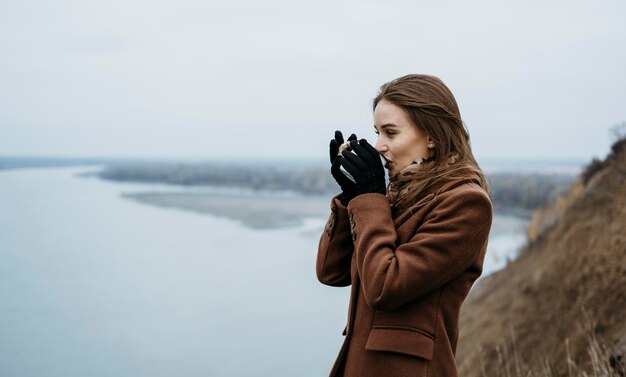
top-left (317, 74), bottom-right (493, 377)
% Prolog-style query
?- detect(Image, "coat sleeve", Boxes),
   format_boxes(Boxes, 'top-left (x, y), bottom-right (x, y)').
top-left (347, 188), bottom-right (493, 311)
top-left (316, 194), bottom-right (355, 287)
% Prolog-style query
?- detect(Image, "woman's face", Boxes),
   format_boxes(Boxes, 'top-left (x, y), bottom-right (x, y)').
top-left (373, 99), bottom-right (433, 177)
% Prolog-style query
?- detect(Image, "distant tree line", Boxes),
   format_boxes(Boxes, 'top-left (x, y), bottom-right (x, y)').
top-left (486, 173), bottom-right (575, 212)
top-left (98, 162), bottom-right (577, 212)
top-left (98, 162), bottom-right (338, 193)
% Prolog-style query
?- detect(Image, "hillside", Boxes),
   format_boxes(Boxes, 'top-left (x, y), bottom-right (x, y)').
top-left (457, 137), bottom-right (626, 376)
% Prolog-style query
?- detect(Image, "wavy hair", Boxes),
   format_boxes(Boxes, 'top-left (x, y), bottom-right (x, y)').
top-left (373, 74), bottom-right (489, 212)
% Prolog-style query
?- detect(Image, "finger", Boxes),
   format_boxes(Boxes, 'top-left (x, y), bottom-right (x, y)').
top-left (330, 158), bottom-right (347, 182)
top-left (341, 149), bottom-right (367, 170)
top-left (331, 156), bottom-right (342, 174)
top-left (349, 140), bottom-right (375, 165)
top-left (334, 130), bottom-right (344, 145)
top-left (347, 133), bottom-right (357, 142)
top-left (329, 139), bottom-right (339, 163)
top-left (359, 139), bottom-right (383, 167)
top-left (339, 156), bottom-right (360, 176)
top-left (332, 157), bottom-right (349, 183)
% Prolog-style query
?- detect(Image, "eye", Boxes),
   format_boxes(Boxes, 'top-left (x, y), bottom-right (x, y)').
top-left (374, 130), bottom-right (380, 135)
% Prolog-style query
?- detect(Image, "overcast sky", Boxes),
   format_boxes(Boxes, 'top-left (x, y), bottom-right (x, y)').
top-left (1, 0), bottom-right (625, 161)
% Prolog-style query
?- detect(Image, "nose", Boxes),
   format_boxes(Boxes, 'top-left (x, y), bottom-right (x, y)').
top-left (375, 137), bottom-right (386, 154)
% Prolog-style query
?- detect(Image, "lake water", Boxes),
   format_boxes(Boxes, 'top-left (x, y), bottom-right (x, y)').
top-left (0, 166), bottom-right (527, 377)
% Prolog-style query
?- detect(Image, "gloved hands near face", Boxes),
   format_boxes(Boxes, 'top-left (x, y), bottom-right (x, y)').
top-left (339, 138), bottom-right (387, 198)
top-left (330, 131), bottom-right (387, 204)
top-left (329, 131), bottom-right (358, 206)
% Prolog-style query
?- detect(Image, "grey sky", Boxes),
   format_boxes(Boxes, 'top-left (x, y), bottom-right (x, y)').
top-left (1, 0), bottom-right (625, 161)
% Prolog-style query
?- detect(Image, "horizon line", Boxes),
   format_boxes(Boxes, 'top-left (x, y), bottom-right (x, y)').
top-left (0, 154), bottom-right (594, 162)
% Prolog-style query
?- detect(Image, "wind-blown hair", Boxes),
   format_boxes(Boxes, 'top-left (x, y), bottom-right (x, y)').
top-left (373, 74), bottom-right (489, 213)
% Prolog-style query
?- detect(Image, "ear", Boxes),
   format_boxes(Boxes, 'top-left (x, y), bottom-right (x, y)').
top-left (427, 136), bottom-right (435, 148)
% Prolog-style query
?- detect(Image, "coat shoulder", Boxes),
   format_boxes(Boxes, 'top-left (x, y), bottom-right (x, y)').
top-left (437, 181), bottom-right (491, 204)
top-left (431, 181), bottom-right (493, 220)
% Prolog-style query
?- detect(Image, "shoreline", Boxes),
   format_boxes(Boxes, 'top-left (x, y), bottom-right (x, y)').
top-left (122, 190), bottom-right (332, 230)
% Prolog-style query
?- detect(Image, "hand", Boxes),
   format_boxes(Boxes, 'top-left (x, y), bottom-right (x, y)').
top-left (339, 139), bottom-right (386, 196)
top-left (329, 130), bottom-right (357, 205)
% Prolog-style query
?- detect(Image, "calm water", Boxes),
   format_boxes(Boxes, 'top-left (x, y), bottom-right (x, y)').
top-left (0, 167), bottom-right (527, 377)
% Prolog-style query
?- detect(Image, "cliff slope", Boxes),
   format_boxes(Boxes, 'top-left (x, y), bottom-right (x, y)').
top-left (457, 137), bottom-right (626, 376)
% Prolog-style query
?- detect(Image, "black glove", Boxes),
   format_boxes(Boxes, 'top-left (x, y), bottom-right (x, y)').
top-left (339, 139), bottom-right (386, 196)
top-left (329, 130), bottom-right (357, 206)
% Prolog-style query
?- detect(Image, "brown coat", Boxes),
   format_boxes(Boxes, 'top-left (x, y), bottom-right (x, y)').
top-left (317, 178), bottom-right (493, 377)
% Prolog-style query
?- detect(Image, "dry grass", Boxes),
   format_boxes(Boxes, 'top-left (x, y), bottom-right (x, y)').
top-left (476, 313), bottom-right (625, 377)
top-left (456, 135), bottom-right (626, 377)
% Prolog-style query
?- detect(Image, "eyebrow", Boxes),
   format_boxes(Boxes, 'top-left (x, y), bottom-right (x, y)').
top-left (374, 123), bottom-right (398, 130)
